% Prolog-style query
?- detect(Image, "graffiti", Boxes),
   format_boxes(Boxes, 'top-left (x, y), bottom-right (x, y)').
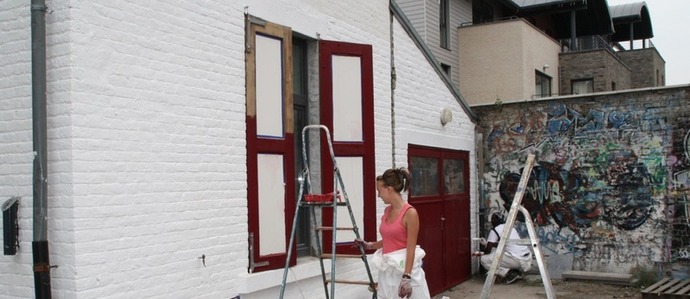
top-left (534, 225), bottom-right (582, 254)
top-left (585, 242), bottom-right (655, 264)
top-left (671, 119), bottom-right (690, 262)
top-left (482, 99), bottom-right (678, 265)
top-left (498, 155), bottom-right (654, 233)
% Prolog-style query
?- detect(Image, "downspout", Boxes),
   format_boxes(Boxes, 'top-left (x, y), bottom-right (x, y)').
top-left (389, 10), bottom-right (396, 165)
top-left (31, 0), bottom-right (52, 298)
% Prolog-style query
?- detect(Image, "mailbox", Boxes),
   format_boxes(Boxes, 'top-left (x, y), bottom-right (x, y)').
top-left (2, 197), bottom-right (19, 255)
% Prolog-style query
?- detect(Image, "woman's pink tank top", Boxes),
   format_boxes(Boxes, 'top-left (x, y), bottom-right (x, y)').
top-left (380, 203), bottom-right (411, 254)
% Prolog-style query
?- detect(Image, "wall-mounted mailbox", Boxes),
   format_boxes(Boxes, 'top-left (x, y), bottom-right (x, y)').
top-left (2, 196), bottom-right (19, 255)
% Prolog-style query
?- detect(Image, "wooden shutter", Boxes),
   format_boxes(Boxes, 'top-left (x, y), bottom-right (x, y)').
top-left (318, 40), bottom-right (375, 254)
top-left (246, 17), bottom-right (295, 272)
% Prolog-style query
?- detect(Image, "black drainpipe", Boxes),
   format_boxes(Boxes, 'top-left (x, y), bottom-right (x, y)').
top-left (31, 0), bottom-right (52, 298)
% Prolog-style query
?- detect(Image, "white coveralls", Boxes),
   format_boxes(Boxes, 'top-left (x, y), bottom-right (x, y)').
top-left (371, 246), bottom-right (431, 299)
top-left (480, 224), bottom-right (532, 277)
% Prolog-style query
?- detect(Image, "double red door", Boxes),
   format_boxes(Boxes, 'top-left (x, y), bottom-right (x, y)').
top-left (408, 145), bottom-right (471, 295)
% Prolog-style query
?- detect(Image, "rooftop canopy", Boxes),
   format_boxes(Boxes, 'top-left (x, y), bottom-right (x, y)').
top-left (609, 2), bottom-right (654, 42)
top-left (496, 0), bottom-right (615, 39)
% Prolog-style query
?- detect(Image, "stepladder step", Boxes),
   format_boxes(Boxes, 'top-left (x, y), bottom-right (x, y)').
top-left (325, 279), bottom-right (377, 287)
top-left (304, 192), bottom-right (342, 203)
top-left (315, 226), bottom-right (355, 231)
top-left (319, 253), bottom-right (365, 259)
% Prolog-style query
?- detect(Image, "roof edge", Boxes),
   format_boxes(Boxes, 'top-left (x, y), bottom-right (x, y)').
top-left (389, 0), bottom-right (479, 123)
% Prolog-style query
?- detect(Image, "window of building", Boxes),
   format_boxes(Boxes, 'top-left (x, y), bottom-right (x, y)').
top-left (572, 79), bottom-right (593, 95)
top-left (440, 0), bottom-right (449, 49)
top-left (535, 70), bottom-right (551, 98)
top-left (441, 63), bottom-right (451, 77)
top-left (473, 0), bottom-right (494, 24)
top-left (611, 81), bottom-right (616, 91)
top-left (292, 38), bottom-right (310, 257)
top-left (246, 18), bottom-right (376, 272)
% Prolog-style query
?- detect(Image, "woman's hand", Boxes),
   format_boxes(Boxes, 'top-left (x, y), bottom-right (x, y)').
top-left (353, 238), bottom-right (374, 250)
top-left (398, 276), bottom-right (412, 298)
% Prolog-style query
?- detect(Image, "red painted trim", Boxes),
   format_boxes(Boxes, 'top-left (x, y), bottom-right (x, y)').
top-left (319, 40), bottom-right (376, 254)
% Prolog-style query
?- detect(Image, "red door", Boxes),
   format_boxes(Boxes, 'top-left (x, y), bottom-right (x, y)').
top-left (408, 145), bottom-right (470, 296)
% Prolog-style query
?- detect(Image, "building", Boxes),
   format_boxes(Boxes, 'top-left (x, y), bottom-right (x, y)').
top-left (398, 0), bottom-right (665, 105)
top-left (400, 0), bottom-right (690, 279)
top-left (1, 0), bottom-right (478, 298)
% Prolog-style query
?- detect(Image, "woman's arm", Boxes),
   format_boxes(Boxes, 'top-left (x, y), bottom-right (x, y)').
top-left (371, 240), bottom-right (383, 250)
top-left (403, 207), bottom-right (420, 275)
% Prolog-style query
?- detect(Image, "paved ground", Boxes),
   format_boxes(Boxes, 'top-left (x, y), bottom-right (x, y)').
top-left (432, 274), bottom-right (643, 299)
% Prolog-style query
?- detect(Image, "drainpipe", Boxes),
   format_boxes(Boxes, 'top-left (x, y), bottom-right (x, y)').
top-left (31, 0), bottom-right (52, 298)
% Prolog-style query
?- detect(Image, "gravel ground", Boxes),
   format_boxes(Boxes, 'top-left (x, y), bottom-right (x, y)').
top-left (432, 274), bottom-right (643, 299)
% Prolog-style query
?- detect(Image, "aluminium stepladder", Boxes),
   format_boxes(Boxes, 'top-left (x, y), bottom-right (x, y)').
top-left (480, 154), bottom-right (556, 299)
top-left (279, 125), bottom-right (376, 299)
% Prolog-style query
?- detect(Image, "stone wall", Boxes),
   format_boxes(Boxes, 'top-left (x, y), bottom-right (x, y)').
top-left (474, 85), bottom-right (690, 276)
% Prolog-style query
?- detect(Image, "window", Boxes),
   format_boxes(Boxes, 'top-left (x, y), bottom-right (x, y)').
top-left (410, 157), bottom-right (439, 197)
top-left (572, 79), bottom-right (593, 95)
top-left (246, 18), bottom-right (377, 272)
top-left (440, 0), bottom-right (449, 49)
top-left (441, 63), bottom-right (451, 77)
top-left (292, 38), bottom-right (310, 257)
top-left (535, 70), bottom-right (551, 98)
top-left (474, 0), bottom-right (494, 24)
top-left (611, 81), bottom-right (616, 91)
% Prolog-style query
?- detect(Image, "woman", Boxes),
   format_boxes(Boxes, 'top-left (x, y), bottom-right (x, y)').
top-left (355, 168), bottom-right (430, 299)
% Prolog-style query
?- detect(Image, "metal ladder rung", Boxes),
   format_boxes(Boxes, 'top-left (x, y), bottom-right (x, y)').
top-left (507, 239), bottom-right (533, 245)
top-left (319, 254), bottom-right (365, 259)
top-left (315, 226), bottom-right (354, 231)
top-left (325, 279), bottom-right (376, 286)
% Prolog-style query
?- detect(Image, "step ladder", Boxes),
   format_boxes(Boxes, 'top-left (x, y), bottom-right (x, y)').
top-left (480, 154), bottom-right (556, 299)
top-left (279, 125), bottom-right (376, 299)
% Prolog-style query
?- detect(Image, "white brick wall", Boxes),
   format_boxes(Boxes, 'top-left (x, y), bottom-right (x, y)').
top-left (0, 1), bottom-right (36, 297)
top-left (391, 15), bottom-right (480, 266)
top-left (0, 0), bottom-right (477, 298)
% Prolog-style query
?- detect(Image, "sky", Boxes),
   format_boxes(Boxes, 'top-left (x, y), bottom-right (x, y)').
top-left (607, 0), bottom-right (689, 85)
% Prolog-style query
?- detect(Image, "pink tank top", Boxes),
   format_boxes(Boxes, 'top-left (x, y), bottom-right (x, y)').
top-left (380, 203), bottom-right (411, 254)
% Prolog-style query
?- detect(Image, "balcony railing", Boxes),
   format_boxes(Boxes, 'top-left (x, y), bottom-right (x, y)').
top-left (560, 35), bottom-right (656, 59)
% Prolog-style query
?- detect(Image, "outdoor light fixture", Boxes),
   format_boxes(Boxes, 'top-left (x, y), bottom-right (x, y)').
top-left (2, 196), bottom-right (20, 255)
top-left (441, 108), bottom-right (453, 126)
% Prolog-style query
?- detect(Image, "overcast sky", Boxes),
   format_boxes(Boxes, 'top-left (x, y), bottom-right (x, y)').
top-left (607, 0), bottom-right (689, 85)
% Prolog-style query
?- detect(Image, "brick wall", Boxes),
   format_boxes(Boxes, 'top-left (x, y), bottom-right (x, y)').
top-left (619, 47), bottom-right (666, 88)
top-left (1, 0), bottom-right (477, 298)
top-left (474, 86), bottom-right (690, 275)
top-left (0, 2), bottom-right (34, 297)
top-left (559, 49), bottom-right (632, 95)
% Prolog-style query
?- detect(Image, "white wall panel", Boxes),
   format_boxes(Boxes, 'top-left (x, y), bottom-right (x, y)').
top-left (334, 156), bottom-right (364, 242)
top-left (258, 154), bottom-right (286, 255)
top-left (332, 55), bottom-right (363, 142)
top-left (256, 35), bottom-right (284, 137)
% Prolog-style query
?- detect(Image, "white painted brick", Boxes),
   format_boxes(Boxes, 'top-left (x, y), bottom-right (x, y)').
top-left (1, 0), bottom-right (477, 298)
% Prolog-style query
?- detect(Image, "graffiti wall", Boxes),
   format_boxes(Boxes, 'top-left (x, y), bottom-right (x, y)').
top-left (475, 86), bottom-right (690, 274)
